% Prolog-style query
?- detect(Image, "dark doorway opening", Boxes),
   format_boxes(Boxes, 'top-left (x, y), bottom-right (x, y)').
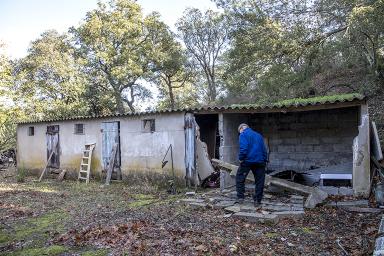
top-left (46, 125), bottom-right (60, 168)
top-left (195, 114), bottom-right (220, 159)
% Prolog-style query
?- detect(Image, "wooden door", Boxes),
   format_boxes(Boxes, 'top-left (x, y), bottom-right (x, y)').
top-left (46, 125), bottom-right (60, 168)
top-left (101, 122), bottom-right (120, 170)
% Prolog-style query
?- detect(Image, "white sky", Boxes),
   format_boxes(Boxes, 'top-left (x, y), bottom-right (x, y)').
top-left (0, 0), bottom-right (217, 59)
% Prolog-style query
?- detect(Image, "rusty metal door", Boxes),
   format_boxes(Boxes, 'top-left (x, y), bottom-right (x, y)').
top-left (101, 122), bottom-right (120, 170)
top-left (46, 125), bottom-right (60, 168)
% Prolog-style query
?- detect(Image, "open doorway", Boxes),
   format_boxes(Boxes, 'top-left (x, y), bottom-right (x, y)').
top-left (195, 114), bottom-right (220, 159)
top-left (46, 125), bottom-right (60, 168)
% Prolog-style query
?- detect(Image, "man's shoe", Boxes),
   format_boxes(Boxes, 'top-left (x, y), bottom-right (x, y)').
top-left (254, 201), bottom-right (262, 208)
top-left (235, 198), bottom-right (244, 204)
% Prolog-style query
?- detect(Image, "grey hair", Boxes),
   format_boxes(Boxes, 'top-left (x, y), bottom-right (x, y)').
top-left (238, 123), bottom-right (249, 132)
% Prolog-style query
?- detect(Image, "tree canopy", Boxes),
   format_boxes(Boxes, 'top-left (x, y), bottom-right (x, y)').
top-left (1, 0), bottom-right (383, 151)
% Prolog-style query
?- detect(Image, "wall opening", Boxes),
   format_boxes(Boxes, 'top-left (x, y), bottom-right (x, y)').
top-left (195, 114), bottom-right (220, 159)
top-left (220, 107), bottom-right (360, 188)
top-left (46, 125), bottom-right (60, 168)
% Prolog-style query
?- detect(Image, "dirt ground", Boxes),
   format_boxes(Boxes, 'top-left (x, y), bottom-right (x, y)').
top-left (0, 167), bottom-right (381, 256)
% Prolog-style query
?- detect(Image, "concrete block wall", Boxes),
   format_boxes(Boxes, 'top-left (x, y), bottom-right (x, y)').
top-left (221, 107), bottom-right (359, 172)
top-left (220, 113), bottom-right (248, 165)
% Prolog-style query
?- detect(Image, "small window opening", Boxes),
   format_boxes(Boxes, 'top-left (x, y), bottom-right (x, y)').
top-left (28, 127), bottom-right (35, 136)
top-left (74, 124), bottom-right (84, 134)
top-left (142, 119), bottom-right (155, 133)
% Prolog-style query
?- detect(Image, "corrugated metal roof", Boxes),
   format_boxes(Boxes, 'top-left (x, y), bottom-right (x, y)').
top-left (18, 93), bottom-right (365, 124)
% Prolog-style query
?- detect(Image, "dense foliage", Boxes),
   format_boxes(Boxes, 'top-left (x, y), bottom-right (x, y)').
top-left (0, 0), bottom-right (383, 151)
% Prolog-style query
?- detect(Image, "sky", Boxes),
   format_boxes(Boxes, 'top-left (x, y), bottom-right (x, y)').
top-left (0, 0), bottom-right (217, 59)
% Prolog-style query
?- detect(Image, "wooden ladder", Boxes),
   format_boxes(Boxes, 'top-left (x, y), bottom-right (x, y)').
top-left (78, 143), bottom-right (96, 184)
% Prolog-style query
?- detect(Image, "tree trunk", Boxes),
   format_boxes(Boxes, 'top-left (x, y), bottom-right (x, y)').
top-left (167, 79), bottom-right (175, 110)
top-left (114, 91), bottom-right (124, 114)
top-left (126, 101), bottom-right (135, 113)
top-left (207, 76), bottom-right (217, 103)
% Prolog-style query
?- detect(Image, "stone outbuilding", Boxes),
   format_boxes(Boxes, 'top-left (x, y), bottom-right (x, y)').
top-left (16, 93), bottom-right (371, 196)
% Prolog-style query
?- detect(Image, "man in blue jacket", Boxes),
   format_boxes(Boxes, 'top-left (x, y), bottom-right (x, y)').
top-left (236, 123), bottom-right (268, 207)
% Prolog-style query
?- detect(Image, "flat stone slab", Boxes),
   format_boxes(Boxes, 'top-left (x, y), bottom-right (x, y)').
top-left (262, 201), bottom-right (303, 208)
top-left (224, 205), bottom-right (241, 213)
top-left (233, 212), bottom-right (278, 223)
top-left (341, 206), bottom-right (383, 213)
top-left (185, 191), bottom-right (196, 197)
top-left (374, 237), bottom-right (384, 256)
top-left (262, 204), bottom-right (304, 212)
top-left (181, 199), bottom-right (205, 203)
top-left (290, 195), bottom-right (304, 200)
top-left (189, 202), bottom-right (208, 208)
top-left (274, 211), bottom-right (305, 218)
top-left (328, 200), bottom-right (369, 207)
top-left (213, 200), bottom-right (236, 208)
top-left (338, 187), bottom-right (354, 196)
top-left (207, 197), bottom-right (232, 203)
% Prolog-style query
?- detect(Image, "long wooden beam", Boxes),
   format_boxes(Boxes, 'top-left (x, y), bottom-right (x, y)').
top-left (211, 159), bottom-right (328, 208)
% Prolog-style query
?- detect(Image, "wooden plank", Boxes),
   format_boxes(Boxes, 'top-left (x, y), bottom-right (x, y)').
top-left (211, 158), bottom-right (328, 208)
top-left (38, 150), bottom-right (55, 182)
top-left (105, 143), bottom-right (118, 185)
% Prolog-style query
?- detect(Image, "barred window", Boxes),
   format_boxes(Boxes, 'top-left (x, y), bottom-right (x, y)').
top-left (74, 124), bottom-right (84, 134)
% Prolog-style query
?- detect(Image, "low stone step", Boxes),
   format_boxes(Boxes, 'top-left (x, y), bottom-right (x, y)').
top-left (189, 202), bottom-right (208, 209)
top-left (232, 212), bottom-right (278, 224)
top-left (274, 211), bottom-right (305, 218)
top-left (327, 200), bottom-right (369, 207)
top-left (213, 200), bottom-right (236, 209)
top-left (180, 198), bottom-right (205, 204)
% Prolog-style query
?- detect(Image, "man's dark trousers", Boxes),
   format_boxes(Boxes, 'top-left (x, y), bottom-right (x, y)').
top-left (236, 163), bottom-right (265, 203)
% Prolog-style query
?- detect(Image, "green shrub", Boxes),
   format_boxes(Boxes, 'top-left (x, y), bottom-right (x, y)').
top-left (16, 168), bottom-right (27, 183)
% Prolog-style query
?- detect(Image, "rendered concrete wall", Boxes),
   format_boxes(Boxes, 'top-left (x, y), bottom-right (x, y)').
top-left (353, 105), bottom-right (370, 196)
top-left (17, 112), bottom-right (187, 179)
top-left (221, 107), bottom-right (359, 171)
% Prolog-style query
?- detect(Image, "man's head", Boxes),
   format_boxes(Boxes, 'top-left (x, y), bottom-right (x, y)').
top-left (238, 123), bottom-right (249, 133)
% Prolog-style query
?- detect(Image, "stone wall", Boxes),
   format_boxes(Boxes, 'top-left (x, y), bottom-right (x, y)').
top-left (221, 107), bottom-right (359, 172)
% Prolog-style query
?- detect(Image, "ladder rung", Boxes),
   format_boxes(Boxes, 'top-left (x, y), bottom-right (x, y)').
top-left (82, 157), bottom-right (89, 159)
top-left (79, 170), bottom-right (88, 173)
top-left (81, 163), bottom-right (88, 166)
top-left (79, 177), bottom-right (87, 180)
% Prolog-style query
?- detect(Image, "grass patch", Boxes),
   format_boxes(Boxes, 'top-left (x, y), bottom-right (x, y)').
top-left (265, 232), bottom-right (278, 238)
top-left (82, 248), bottom-right (109, 256)
top-left (6, 245), bottom-right (67, 256)
top-left (0, 210), bottom-right (69, 250)
top-left (16, 168), bottom-right (27, 183)
top-left (127, 193), bottom-right (157, 208)
top-left (0, 230), bottom-right (11, 244)
top-left (131, 193), bottom-right (155, 200)
top-left (301, 227), bottom-right (314, 234)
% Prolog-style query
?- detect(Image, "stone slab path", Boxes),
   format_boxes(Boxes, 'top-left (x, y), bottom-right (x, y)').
top-left (180, 188), bottom-right (305, 223)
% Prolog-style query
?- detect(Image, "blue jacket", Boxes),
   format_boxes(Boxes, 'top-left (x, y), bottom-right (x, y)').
top-left (238, 128), bottom-right (268, 165)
